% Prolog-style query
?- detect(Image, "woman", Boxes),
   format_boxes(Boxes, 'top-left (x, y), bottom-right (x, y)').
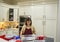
top-left (20, 18), bottom-right (36, 38)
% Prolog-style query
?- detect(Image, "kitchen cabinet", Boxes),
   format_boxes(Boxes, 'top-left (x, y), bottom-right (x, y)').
top-left (31, 5), bottom-right (45, 36)
top-left (0, 5), bottom-right (19, 22)
top-left (9, 8), bottom-right (19, 21)
top-left (44, 4), bottom-right (57, 42)
top-left (45, 4), bottom-right (57, 19)
top-left (19, 6), bottom-right (32, 15)
top-left (0, 6), bottom-right (9, 21)
top-left (31, 4), bottom-right (57, 42)
top-left (31, 5), bottom-right (44, 19)
top-left (32, 20), bottom-right (43, 36)
top-left (44, 20), bottom-right (57, 38)
top-left (9, 8), bottom-right (14, 21)
top-left (14, 8), bottom-right (19, 21)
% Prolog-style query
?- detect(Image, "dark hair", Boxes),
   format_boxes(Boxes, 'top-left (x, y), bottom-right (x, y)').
top-left (25, 18), bottom-right (32, 26)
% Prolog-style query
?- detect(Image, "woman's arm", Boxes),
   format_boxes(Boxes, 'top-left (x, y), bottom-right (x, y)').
top-left (20, 25), bottom-right (25, 38)
top-left (20, 28), bottom-right (23, 38)
top-left (33, 26), bottom-right (36, 34)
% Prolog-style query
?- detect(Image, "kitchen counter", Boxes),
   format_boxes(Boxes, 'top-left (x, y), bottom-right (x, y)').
top-left (22, 40), bottom-right (45, 42)
top-left (0, 36), bottom-right (54, 42)
top-left (0, 38), bottom-right (54, 42)
top-left (20, 37), bottom-right (54, 42)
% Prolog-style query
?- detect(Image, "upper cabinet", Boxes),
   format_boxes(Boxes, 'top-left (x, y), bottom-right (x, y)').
top-left (0, 5), bottom-right (19, 22)
top-left (0, 6), bottom-right (9, 21)
top-left (45, 4), bottom-right (57, 19)
top-left (9, 8), bottom-right (14, 21)
top-left (8, 8), bottom-right (19, 21)
top-left (14, 8), bottom-right (18, 21)
top-left (19, 6), bottom-right (32, 15)
top-left (31, 5), bottom-right (44, 19)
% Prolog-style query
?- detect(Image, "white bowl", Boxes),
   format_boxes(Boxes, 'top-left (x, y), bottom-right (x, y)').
top-left (21, 35), bottom-right (36, 40)
top-left (25, 37), bottom-right (35, 40)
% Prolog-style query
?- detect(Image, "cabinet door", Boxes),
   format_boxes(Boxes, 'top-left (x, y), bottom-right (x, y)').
top-left (9, 8), bottom-right (14, 21)
top-left (31, 5), bottom-right (44, 19)
top-left (19, 7), bottom-right (31, 15)
top-left (0, 6), bottom-right (9, 21)
top-left (45, 4), bottom-right (57, 42)
top-left (44, 20), bottom-right (57, 38)
top-left (32, 19), bottom-right (43, 36)
top-left (45, 4), bottom-right (57, 19)
top-left (0, 6), bottom-right (2, 21)
top-left (14, 8), bottom-right (18, 21)
top-left (19, 7), bottom-right (25, 15)
top-left (22, 6), bottom-right (32, 15)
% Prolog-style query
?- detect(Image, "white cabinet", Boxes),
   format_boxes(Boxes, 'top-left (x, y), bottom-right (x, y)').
top-left (19, 6), bottom-right (32, 15)
top-left (19, 8), bottom-right (25, 15)
top-left (44, 4), bottom-right (57, 36)
top-left (0, 6), bottom-right (2, 22)
top-left (45, 4), bottom-right (57, 19)
top-left (0, 5), bottom-right (19, 21)
top-left (18, 4), bottom-right (57, 42)
top-left (31, 5), bottom-right (45, 36)
top-left (0, 6), bottom-right (9, 21)
top-left (31, 5), bottom-right (44, 19)
top-left (8, 8), bottom-right (19, 21)
top-left (23, 6), bottom-right (32, 15)
top-left (19, 4), bottom-right (57, 38)
top-left (32, 19), bottom-right (43, 36)
top-left (14, 8), bottom-right (19, 21)
top-left (44, 20), bottom-right (57, 38)
top-left (44, 4), bottom-right (57, 42)
top-left (0, 6), bottom-right (18, 21)
top-left (31, 4), bottom-right (57, 42)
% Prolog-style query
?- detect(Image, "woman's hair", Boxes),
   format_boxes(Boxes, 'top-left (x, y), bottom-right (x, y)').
top-left (25, 17), bottom-right (32, 26)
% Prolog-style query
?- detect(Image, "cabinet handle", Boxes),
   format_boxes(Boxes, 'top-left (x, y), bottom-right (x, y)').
top-left (42, 21), bottom-right (46, 25)
top-left (43, 15), bottom-right (46, 25)
top-left (43, 15), bottom-right (46, 20)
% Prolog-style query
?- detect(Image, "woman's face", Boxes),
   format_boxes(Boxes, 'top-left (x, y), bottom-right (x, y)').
top-left (27, 20), bottom-right (31, 26)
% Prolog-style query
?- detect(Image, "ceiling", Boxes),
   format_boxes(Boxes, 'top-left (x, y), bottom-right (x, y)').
top-left (0, 0), bottom-right (58, 5)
